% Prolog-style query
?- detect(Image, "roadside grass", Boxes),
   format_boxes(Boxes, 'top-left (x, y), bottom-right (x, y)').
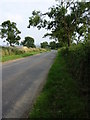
top-left (1, 46), bottom-right (48, 62)
top-left (29, 50), bottom-right (86, 119)
top-left (2, 51), bottom-right (44, 62)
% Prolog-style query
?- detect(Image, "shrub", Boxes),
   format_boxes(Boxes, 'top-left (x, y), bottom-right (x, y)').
top-left (60, 42), bottom-right (90, 118)
top-left (61, 42), bottom-right (90, 94)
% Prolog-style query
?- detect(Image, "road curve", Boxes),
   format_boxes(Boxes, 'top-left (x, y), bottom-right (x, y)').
top-left (2, 50), bottom-right (57, 118)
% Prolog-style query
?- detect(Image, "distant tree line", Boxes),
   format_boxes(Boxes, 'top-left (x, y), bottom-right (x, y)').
top-left (41, 41), bottom-right (63, 49)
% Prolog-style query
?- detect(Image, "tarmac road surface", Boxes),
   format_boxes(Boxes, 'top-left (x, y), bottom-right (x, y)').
top-left (2, 50), bottom-right (57, 118)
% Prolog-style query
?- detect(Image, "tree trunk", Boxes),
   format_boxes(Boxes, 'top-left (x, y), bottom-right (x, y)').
top-left (10, 42), bottom-right (13, 47)
top-left (67, 33), bottom-right (71, 47)
top-left (10, 43), bottom-right (11, 46)
top-left (63, 17), bottom-right (71, 47)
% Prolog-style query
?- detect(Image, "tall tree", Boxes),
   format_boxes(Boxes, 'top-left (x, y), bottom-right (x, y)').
top-left (21, 36), bottom-right (36, 48)
top-left (28, 1), bottom-right (90, 47)
top-left (0, 20), bottom-right (21, 46)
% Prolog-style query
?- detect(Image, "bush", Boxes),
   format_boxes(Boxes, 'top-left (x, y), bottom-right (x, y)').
top-left (60, 42), bottom-right (90, 118)
top-left (61, 42), bottom-right (90, 89)
top-left (61, 42), bottom-right (90, 113)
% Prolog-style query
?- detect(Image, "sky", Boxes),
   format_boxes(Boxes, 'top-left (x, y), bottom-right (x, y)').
top-left (0, 0), bottom-right (57, 46)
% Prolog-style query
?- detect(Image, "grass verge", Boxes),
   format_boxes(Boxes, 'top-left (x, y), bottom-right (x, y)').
top-left (29, 50), bottom-right (87, 119)
top-left (2, 51), bottom-right (43, 62)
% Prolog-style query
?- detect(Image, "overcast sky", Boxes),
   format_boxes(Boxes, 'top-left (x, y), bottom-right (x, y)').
top-left (0, 0), bottom-right (57, 46)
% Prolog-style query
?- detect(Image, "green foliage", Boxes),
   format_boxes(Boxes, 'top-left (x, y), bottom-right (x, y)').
top-left (49, 41), bottom-right (56, 49)
top-left (29, 50), bottom-right (87, 119)
top-left (28, 11), bottom-right (42, 28)
top-left (40, 41), bottom-right (48, 48)
top-left (61, 42), bottom-right (90, 89)
top-left (28, 2), bottom-right (90, 47)
top-left (0, 20), bottom-right (21, 46)
top-left (21, 36), bottom-right (36, 48)
top-left (49, 41), bottom-right (65, 49)
top-left (61, 42), bottom-right (90, 118)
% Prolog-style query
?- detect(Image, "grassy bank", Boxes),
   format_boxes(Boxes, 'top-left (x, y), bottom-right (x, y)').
top-left (2, 51), bottom-right (42, 62)
top-left (29, 48), bottom-right (87, 119)
top-left (1, 46), bottom-right (47, 62)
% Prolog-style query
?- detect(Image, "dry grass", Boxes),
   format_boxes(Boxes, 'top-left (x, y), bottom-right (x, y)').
top-left (1, 46), bottom-right (48, 62)
top-left (1, 46), bottom-right (47, 57)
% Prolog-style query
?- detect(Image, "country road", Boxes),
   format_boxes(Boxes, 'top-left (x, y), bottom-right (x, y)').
top-left (2, 50), bottom-right (57, 118)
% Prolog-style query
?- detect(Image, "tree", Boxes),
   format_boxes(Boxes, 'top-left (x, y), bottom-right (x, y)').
top-left (28, 1), bottom-right (90, 47)
top-left (21, 36), bottom-right (36, 48)
top-left (40, 41), bottom-right (48, 48)
top-left (0, 20), bottom-right (21, 46)
top-left (56, 42), bottom-right (63, 48)
top-left (69, 2), bottom-right (90, 44)
top-left (49, 41), bottom-right (56, 49)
